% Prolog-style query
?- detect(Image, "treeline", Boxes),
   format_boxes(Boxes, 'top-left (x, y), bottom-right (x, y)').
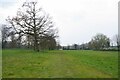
top-left (63, 33), bottom-right (120, 51)
top-left (1, 24), bottom-right (61, 50)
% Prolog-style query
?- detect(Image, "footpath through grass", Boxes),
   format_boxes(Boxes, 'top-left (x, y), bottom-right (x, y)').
top-left (2, 49), bottom-right (118, 78)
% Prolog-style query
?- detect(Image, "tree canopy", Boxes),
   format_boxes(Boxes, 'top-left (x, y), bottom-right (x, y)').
top-left (89, 33), bottom-right (110, 50)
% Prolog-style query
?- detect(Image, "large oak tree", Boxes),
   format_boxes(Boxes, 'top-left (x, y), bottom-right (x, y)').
top-left (7, 2), bottom-right (58, 51)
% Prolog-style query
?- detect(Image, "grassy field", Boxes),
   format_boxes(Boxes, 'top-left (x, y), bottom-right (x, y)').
top-left (2, 49), bottom-right (118, 78)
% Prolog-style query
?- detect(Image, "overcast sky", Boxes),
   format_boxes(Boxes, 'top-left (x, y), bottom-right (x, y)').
top-left (0, 0), bottom-right (119, 46)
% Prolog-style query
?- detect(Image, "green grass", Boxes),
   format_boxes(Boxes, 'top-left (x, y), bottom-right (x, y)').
top-left (2, 49), bottom-right (118, 78)
top-left (0, 49), bottom-right (2, 79)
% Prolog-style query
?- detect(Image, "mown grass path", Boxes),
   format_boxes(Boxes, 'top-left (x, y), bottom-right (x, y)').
top-left (2, 50), bottom-right (118, 78)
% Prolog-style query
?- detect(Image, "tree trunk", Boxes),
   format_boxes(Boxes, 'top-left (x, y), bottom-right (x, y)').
top-left (33, 4), bottom-right (39, 52)
top-left (34, 35), bottom-right (39, 52)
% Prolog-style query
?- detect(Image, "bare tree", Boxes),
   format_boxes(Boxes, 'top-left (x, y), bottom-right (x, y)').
top-left (7, 2), bottom-right (58, 52)
top-left (1, 24), bottom-right (11, 48)
top-left (113, 34), bottom-right (120, 50)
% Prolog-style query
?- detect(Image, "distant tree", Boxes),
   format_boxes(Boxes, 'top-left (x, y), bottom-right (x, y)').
top-left (7, 1), bottom-right (58, 52)
top-left (56, 44), bottom-right (62, 50)
top-left (81, 43), bottom-right (85, 50)
top-left (113, 34), bottom-right (120, 50)
top-left (67, 45), bottom-right (70, 50)
top-left (73, 44), bottom-right (78, 50)
top-left (40, 34), bottom-right (57, 50)
top-left (88, 42), bottom-right (92, 49)
top-left (1, 24), bottom-right (11, 48)
top-left (9, 31), bottom-right (17, 48)
top-left (90, 33), bottom-right (110, 50)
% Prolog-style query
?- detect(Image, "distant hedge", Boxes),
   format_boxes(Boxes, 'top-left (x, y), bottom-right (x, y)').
top-left (98, 49), bottom-right (119, 51)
